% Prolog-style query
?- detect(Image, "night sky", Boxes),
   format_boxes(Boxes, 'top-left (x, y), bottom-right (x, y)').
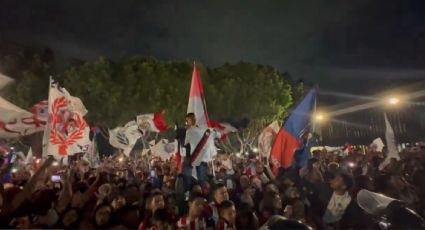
top-left (1, 0), bottom-right (425, 95)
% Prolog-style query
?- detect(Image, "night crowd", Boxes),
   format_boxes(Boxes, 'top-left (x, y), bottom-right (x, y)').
top-left (0, 126), bottom-right (425, 229)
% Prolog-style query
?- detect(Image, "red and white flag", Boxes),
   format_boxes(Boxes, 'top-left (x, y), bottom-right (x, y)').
top-left (136, 111), bottom-right (168, 134)
top-left (258, 121), bottom-right (280, 162)
top-left (210, 121), bottom-right (237, 140)
top-left (185, 63), bottom-right (221, 169)
top-left (42, 78), bottom-right (90, 159)
top-left (0, 97), bottom-right (48, 138)
top-left (187, 63), bottom-right (210, 128)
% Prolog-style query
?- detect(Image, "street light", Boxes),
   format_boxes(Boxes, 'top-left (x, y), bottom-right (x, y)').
top-left (314, 113), bottom-right (325, 123)
top-left (388, 97), bottom-right (400, 105)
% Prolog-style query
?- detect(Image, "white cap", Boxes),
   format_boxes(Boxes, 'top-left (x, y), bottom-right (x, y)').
top-left (357, 189), bottom-right (396, 215)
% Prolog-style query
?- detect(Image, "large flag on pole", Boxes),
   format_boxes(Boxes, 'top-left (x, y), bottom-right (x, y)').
top-left (270, 89), bottom-right (316, 172)
top-left (42, 78), bottom-right (91, 159)
top-left (185, 63), bottom-right (218, 165)
top-left (379, 113), bottom-right (400, 170)
top-left (185, 63), bottom-right (219, 181)
top-left (187, 63), bottom-right (210, 128)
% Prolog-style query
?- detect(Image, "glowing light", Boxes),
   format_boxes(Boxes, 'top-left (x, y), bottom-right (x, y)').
top-left (388, 97), bottom-right (400, 105)
top-left (314, 113), bottom-right (326, 122)
top-left (236, 153), bottom-right (241, 158)
top-left (119, 157), bottom-right (124, 162)
top-left (348, 162), bottom-right (355, 168)
top-left (252, 147), bottom-right (259, 153)
top-left (11, 168), bottom-right (17, 173)
top-left (52, 162), bottom-right (59, 166)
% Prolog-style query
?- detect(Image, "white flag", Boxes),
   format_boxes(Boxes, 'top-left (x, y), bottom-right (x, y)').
top-left (151, 139), bottom-right (178, 161)
top-left (109, 120), bottom-right (141, 156)
top-left (370, 138), bottom-right (385, 152)
top-left (42, 78), bottom-right (91, 159)
top-left (0, 98), bottom-right (47, 138)
top-left (379, 113), bottom-right (400, 170)
top-left (258, 121), bottom-right (280, 161)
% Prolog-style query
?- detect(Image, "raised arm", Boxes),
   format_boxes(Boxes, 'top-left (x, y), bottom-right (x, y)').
top-left (55, 169), bottom-right (74, 213)
top-left (3, 157), bottom-right (54, 215)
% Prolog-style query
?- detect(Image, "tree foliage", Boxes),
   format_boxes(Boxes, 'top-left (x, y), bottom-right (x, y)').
top-left (0, 49), bottom-right (54, 108)
top-left (2, 55), bottom-right (295, 148)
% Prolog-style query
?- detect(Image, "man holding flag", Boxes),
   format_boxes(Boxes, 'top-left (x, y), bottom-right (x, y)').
top-left (184, 63), bottom-right (220, 186)
top-left (270, 89), bottom-right (317, 174)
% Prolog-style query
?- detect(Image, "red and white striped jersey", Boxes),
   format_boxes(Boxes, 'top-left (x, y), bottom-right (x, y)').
top-left (204, 202), bottom-right (219, 225)
top-left (177, 216), bottom-right (207, 230)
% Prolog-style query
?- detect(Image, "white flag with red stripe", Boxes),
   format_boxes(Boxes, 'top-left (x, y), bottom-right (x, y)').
top-left (136, 111), bottom-right (168, 134)
top-left (0, 97), bottom-right (48, 138)
top-left (42, 78), bottom-right (91, 159)
top-left (187, 63), bottom-right (210, 128)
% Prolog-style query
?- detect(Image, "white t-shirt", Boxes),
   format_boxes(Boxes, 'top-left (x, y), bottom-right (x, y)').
top-left (185, 126), bottom-right (219, 166)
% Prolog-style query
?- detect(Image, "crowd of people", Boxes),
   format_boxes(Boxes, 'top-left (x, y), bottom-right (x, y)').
top-left (0, 116), bottom-right (424, 229)
top-left (1, 146), bottom-right (424, 229)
